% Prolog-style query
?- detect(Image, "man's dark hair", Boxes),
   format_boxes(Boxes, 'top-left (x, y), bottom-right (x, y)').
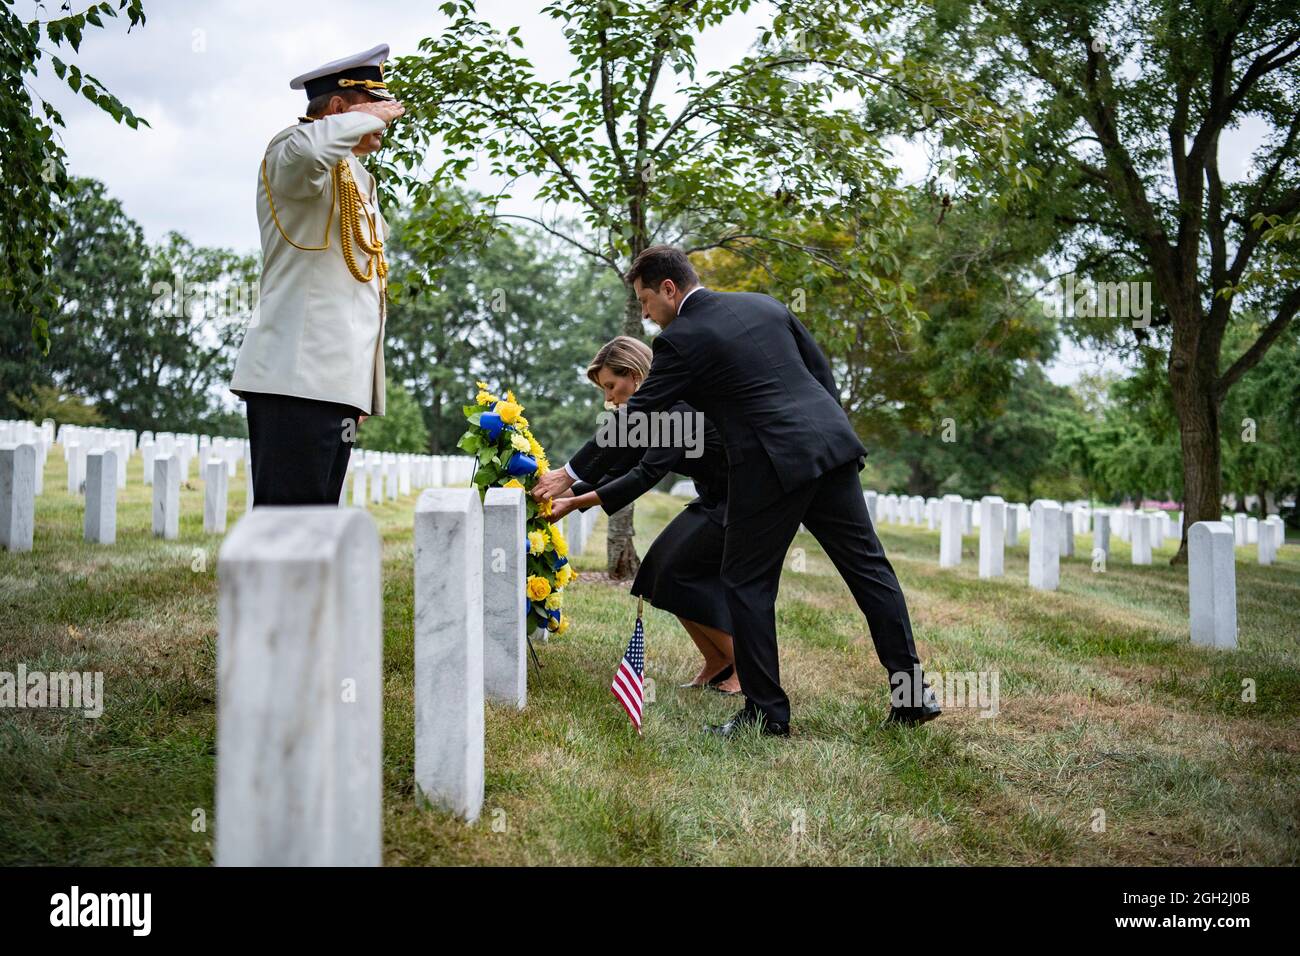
top-left (626, 245), bottom-right (698, 292)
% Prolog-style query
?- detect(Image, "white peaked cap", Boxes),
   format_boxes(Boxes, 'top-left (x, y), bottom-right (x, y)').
top-left (289, 43), bottom-right (394, 100)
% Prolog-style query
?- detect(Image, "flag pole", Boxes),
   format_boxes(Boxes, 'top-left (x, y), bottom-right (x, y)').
top-left (638, 596), bottom-right (644, 735)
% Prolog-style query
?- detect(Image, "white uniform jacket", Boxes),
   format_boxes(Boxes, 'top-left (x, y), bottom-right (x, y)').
top-left (232, 112), bottom-right (389, 415)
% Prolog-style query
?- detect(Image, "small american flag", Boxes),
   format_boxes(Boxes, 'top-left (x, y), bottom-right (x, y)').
top-left (611, 604), bottom-right (645, 732)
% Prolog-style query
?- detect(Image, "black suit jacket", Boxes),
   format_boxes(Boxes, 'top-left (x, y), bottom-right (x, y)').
top-left (569, 288), bottom-right (866, 523)
top-left (572, 400), bottom-right (728, 523)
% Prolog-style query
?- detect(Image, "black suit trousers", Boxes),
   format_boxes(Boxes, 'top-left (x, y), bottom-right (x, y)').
top-left (245, 392), bottom-right (360, 506)
top-left (721, 460), bottom-right (921, 724)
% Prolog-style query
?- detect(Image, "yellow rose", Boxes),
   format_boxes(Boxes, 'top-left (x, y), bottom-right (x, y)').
top-left (544, 591), bottom-right (563, 610)
top-left (510, 432), bottom-right (530, 453)
top-left (550, 523), bottom-right (569, 558)
top-left (527, 575), bottom-right (552, 601)
top-left (528, 530), bottom-right (548, 555)
top-left (496, 400), bottom-right (522, 424)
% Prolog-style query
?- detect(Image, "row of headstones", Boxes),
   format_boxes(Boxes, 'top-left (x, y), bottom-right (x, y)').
top-left (1226, 511), bottom-right (1279, 552)
top-left (56, 423), bottom-right (217, 494)
top-left (346, 452), bottom-right (476, 509)
top-left (149, 449), bottom-right (479, 542)
top-left (866, 491), bottom-right (1287, 651)
top-left (0, 417), bottom-right (479, 552)
top-left (866, 491), bottom-right (1285, 569)
top-left (214, 488), bottom-right (540, 864)
top-left (870, 491), bottom-right (1181, 542)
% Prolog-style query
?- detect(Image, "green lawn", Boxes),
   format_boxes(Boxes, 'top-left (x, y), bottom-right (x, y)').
top-left (1, 453), bottom-right (1297, 865)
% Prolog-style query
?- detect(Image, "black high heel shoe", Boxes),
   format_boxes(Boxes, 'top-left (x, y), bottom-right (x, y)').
top-left (707, 663), bottom-right (740, 695)
top-left (679, 663), bottom-right (735, 689)
top-left (706, 664), bottom-right (735, 687)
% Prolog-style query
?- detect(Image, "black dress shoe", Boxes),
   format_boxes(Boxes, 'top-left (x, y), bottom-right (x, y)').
top-left (705, 707), bottom-right (790, 738)
top-left (883, 700), bottom-right (943, 726)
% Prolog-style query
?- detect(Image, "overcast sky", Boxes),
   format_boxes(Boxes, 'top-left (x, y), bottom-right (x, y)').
top-left (28, 0), bottom-right (775, 251)
top-left (26, 0), bottom-right (1268, 386)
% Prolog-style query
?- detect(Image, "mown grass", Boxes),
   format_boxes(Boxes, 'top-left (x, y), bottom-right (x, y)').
top-left (1, 453), bottom-right (1297, 865)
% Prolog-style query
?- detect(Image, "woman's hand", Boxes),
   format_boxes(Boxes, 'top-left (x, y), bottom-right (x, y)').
top-left (548, 496), bottom-right (579, 520)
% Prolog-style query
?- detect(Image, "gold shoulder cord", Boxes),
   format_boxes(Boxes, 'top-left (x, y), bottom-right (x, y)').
top-left (335, 160), bottom-right (388, 284)
top-left (261, 155), bottom-right (387, 284)
top-left (261, 156), bottom-right (334, 250)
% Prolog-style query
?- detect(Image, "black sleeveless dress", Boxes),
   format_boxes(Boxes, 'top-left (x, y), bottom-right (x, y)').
top-left (572, 401), bottom-right (731, 633)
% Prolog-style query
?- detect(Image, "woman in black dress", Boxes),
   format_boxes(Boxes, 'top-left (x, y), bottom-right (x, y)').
top-left (548, 336), bottom-right (739, 694)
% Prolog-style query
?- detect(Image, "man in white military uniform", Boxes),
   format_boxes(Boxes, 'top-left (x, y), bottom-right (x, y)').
top-left (231, 44), bottom-right (404, 505)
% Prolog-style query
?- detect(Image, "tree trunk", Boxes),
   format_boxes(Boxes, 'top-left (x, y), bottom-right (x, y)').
top-left (607, 504), bottom-right (639, 579)
top-left (604, 283), bottom-right (645, 579)
top-left (1169, 352), bottom-right (1222, 565)
top-left (906, 457), bottom-right (939, 498)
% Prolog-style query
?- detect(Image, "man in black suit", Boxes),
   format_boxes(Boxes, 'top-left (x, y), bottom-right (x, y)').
top-left (533, 245), bottom-right (939, 737)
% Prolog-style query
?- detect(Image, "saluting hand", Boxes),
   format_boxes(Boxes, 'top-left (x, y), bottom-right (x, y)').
top-left (347, 100), bottom-right (405, 126)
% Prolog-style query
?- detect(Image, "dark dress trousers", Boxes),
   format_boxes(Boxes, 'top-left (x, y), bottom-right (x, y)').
top-left (568, 289), bottom-right (922, 725)
top-left (573, 401), bottom-right (732, 633)
top-left (244, 392), bottom-right (360, 506)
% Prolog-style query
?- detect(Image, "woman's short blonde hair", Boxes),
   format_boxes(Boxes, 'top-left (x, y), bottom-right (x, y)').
top-left (586, 335), bottom-right (653, 387)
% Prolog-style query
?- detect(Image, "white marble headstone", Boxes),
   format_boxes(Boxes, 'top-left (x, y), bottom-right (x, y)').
top-left (939, 494), bottom-right (963, 568)
top-left (1093, 510), bottom-right (1111, 563)
top-left (1060, 505), bottom-right (1075, 558)
top-left (413, 488), bottom-right (485, 823)
top-left (1029, 500), bottom-right (1061, 590)
top-left (84, 449), bottom-right (117, 545)
top-left (215, 507), bottom-right (383, 865)
top-left (353, 466), bottom-right (367, 509)
top-left (483, 487), bottom-right (527, 710)
top-left (1188, 521), bottom-right (1236, 650)
top-left (978, 496), bottom-right (1005, 578)
top-left (0, 443), bottom-right (35, 552)
top-left (1131, 514), bottom-right (1152, 565)
top-left (153, 455), bottom-right (181, 540)
top-left (204, 460), bottom-right (228, 534)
